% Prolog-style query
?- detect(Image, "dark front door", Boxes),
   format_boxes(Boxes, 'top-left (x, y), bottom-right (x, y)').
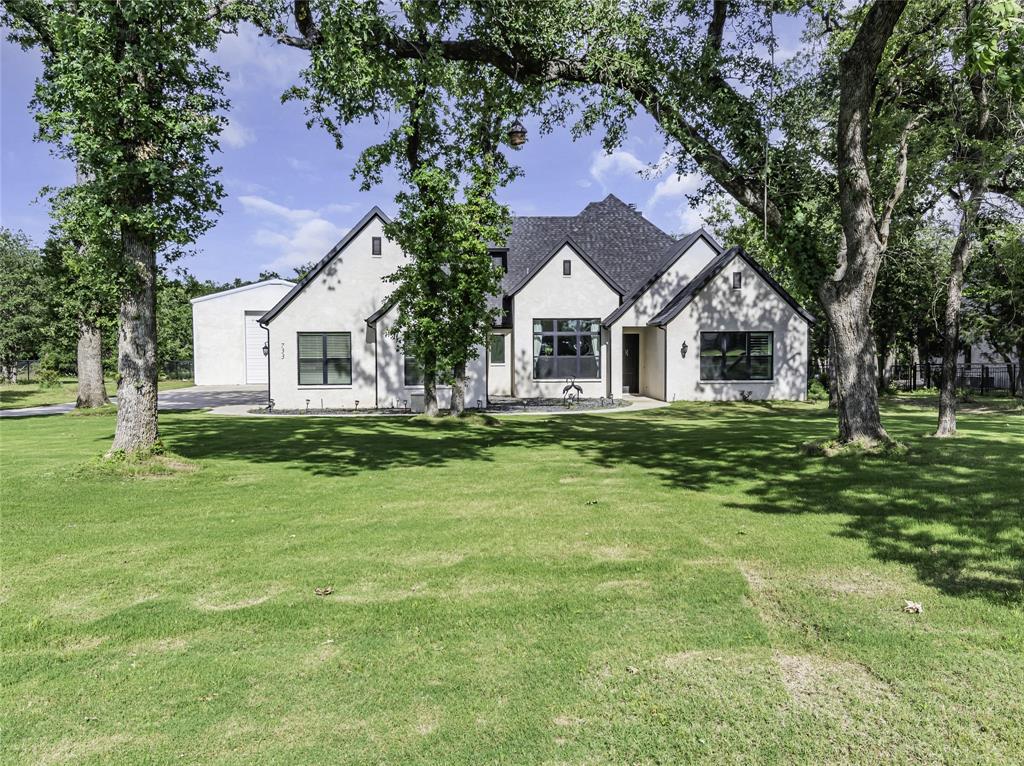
top-left (622, 333), bottom-right (640, 394)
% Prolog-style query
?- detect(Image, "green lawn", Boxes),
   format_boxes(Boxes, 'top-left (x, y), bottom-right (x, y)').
top-left (1, 402), bottom-right (1021, 764)
top-left (0, 378), bottom-right (194, 410)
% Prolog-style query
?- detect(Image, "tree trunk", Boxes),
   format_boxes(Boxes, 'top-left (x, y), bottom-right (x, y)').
top-left (1015, 344), bottom-right (1024, 398)
top-left (109, 225), bottom-right (159, 454)
top-left (935, 229), bottom-right (975, 436)
top-left (449, 360), bottom-right (466, 416)
top-left (827, 330), bottom-right (839, 409)
top-left (422, 347), bottom-right (439, 417)
top-left (822, 0), bottom-right (907, 445)
top-left (819, 287), bottom-right (889, 444)
top-left (876, 335), bottom-right (892, 391)
top-left (76, 320), bottom-right (109, 408)
top-left (876, 334), bottom-right (892, 393)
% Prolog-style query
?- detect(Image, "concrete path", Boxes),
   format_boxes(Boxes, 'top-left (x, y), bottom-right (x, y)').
top-left (3, 387), bottom-right (669, 420)
top-left (0, 385), bottom-right (267, 419)
top-left (206, 394), bottom-right (670, 418)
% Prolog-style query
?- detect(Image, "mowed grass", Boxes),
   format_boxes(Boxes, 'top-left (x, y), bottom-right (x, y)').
top-left (1, 401), bottom-right (1022, 765)
top-left (0, 378), bottom-right (194, 410)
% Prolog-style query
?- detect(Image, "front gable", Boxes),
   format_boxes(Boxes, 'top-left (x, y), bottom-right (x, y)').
top-left (604, 230), bottom-right (724, 328)
top-left (261, 207), bottom-right (399, 326)
top-left (650, 247), bottom-right (815, 328)
top-left (507, 237), bottom-right (623, 298)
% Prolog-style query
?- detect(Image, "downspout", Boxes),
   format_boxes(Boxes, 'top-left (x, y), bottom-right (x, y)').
top-left (258, 319), bottom-right (271, 408)
top-left (661, 326), bottom-right (668, 402)
top-left (371, 322), bottom-right (379, 409)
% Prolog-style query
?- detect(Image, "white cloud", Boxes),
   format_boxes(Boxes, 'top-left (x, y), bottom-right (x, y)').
top-left (213, 25), bottom-right (306, 93)
top-left (239, 195), bottom-right (317, 223)
top-left (323, 202), bottom-right (358, 215)
top-left (287, 157), bottom-right (315, 172)
top-left (589, 149), bottom-right (649, 187)
top-left (645, 172), bottom-right (701, 209)
top-left (221, 118), bottom-right (255, 149)
top-left (239, 195), bottom-right (351, 271)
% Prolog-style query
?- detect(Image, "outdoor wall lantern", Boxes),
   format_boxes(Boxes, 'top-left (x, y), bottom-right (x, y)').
top-left (262, 341), bottom-right (269, 357)
top-left (507, 120), bottom-right (528, 148)
top-left (680, 341), bottom-right (688, 358)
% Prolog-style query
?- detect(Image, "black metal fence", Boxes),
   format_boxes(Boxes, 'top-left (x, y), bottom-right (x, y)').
top-left (889, 363), bottom-right (1018, 396)
top-left (5, 358), bottom-right (194, 382)
top-left (160, 359), bottom-right (194, 380)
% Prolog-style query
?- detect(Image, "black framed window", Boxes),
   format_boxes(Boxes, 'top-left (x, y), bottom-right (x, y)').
top-left (298, 333), bottom-right (352, 385)
top-left (732, 271), bottom-right (742, 290)
top-left (533, 319), bottom-right (600, 379)
top-left (699, 331), bottom-right (772, 381)
top-left (563, 260), bottom-right (572, 276)
top-left (489, 334), bottom-right (506, 364)
top-left (371, 236), bottom-right (382, 256)
top-left (403, 355), bottom-right (424, 386)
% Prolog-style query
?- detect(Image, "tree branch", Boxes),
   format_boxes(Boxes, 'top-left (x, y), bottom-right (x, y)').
top-left (705, 0), bottom-right (728, 54)
top-left (273, 2), bottom-right (781, 230)
top-left (836, 0), bottom-right (908, 273)
top-left (4, 0), bottom-right (54, 50)
top-left (877, 114), bottom-right (920, 249)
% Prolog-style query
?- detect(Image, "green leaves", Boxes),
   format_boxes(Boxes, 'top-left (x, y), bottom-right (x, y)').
top-left (6, 0), bottom-right (231, 260)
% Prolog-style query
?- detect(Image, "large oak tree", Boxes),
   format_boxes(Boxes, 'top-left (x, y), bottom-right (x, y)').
top-left (5, 0), bottom-right (234, 452)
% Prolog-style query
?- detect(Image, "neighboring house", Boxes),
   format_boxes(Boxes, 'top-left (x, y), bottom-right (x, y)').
top-left (191, 279), bottom-right (295, 385)
top-left (927, 338), bottom-right (1020, 367)
top-left (260, 195), bottom-right (814, 410)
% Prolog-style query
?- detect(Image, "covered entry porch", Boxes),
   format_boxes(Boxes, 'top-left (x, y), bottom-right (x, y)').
top-left (618, 326), bottom-right (666, 400)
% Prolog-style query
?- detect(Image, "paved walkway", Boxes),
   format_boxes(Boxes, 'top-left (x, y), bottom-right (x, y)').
top-left (0, 385), bottom-right (267, 419)
top-left (3, 387), bottom-right (669, 420)
top-left (205, 394), bottom-right (670, 418)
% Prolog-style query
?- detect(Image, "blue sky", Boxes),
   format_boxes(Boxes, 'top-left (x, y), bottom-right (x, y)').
top-left (2, 19), bottom-right (803, 284)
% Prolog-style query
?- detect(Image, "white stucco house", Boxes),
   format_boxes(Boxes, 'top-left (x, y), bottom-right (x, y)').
top-left (191, 279), bottom-right (295, 385)
top-left (258, 194), bottom-right (814, 410)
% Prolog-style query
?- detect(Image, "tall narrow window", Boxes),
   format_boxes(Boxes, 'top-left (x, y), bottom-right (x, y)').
top-left (403, 355), bottom-right (424, 386)
top-left (298, 333), bottom-right (352, 385)
top-left (699, 331), bottom-right (772, 381)
top-left (732, 271), bottom-right (742, 290)
top-left (371, 236), bottom-right (382, 256)
top-left (533, 319), bottom-right (600, 379)
top-left (563, 259), bottom-right (572, 276)
top-left (489, 334), bottom-right (506, 364)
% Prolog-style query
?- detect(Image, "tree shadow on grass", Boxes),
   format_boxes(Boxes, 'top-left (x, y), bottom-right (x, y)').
top-left (163, 404), bottom-right (1023, 604)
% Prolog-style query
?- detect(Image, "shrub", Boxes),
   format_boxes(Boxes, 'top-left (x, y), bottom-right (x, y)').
top-left (35, 367), bottom-right (61, 389)
top-left (807, 379), bottom-right (829, 401)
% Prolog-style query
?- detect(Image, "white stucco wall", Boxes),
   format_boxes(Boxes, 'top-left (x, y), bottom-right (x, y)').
top-left (191, 280), bottom-right (294, 385)
top-left (265, 215), bottom-right (402, 409)
top-left (374, 303), bottom-right (488, 409)
top-left (663, 254), bottom-right (809, 401)
top-left (608, 236), bottom-right (720, 396)
top-left (511, 243), bottom-right (620, 399)
top-left (639, 327), bottom-right (666, 399)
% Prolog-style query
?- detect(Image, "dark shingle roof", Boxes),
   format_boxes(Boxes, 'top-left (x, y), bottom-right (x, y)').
top-left (500, 194), bottom-right (676, 296)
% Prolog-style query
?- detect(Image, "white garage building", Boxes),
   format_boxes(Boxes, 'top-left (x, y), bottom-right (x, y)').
top-left (191, 279), bottom-right (295, 385)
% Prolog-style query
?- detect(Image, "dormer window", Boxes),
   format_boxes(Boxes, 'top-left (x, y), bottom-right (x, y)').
top-left (563, 260), bottom-right (572, 276)
top-left (732, 271), bottom-right (742, 290)
top-left (491, 252), bottom-right (507, 273)
top-left (371, 237), bottom-right (382, 256)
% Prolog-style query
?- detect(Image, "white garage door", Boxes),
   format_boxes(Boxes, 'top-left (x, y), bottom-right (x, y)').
top-left (244, 312), bottom-right (268, 384)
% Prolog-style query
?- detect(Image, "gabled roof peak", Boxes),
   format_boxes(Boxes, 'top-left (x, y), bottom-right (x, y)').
top-left (578, 193), bottom-right (641, 217)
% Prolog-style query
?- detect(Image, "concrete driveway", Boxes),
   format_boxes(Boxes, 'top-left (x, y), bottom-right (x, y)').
top-left (0, 385), bottom-right (267, 418)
